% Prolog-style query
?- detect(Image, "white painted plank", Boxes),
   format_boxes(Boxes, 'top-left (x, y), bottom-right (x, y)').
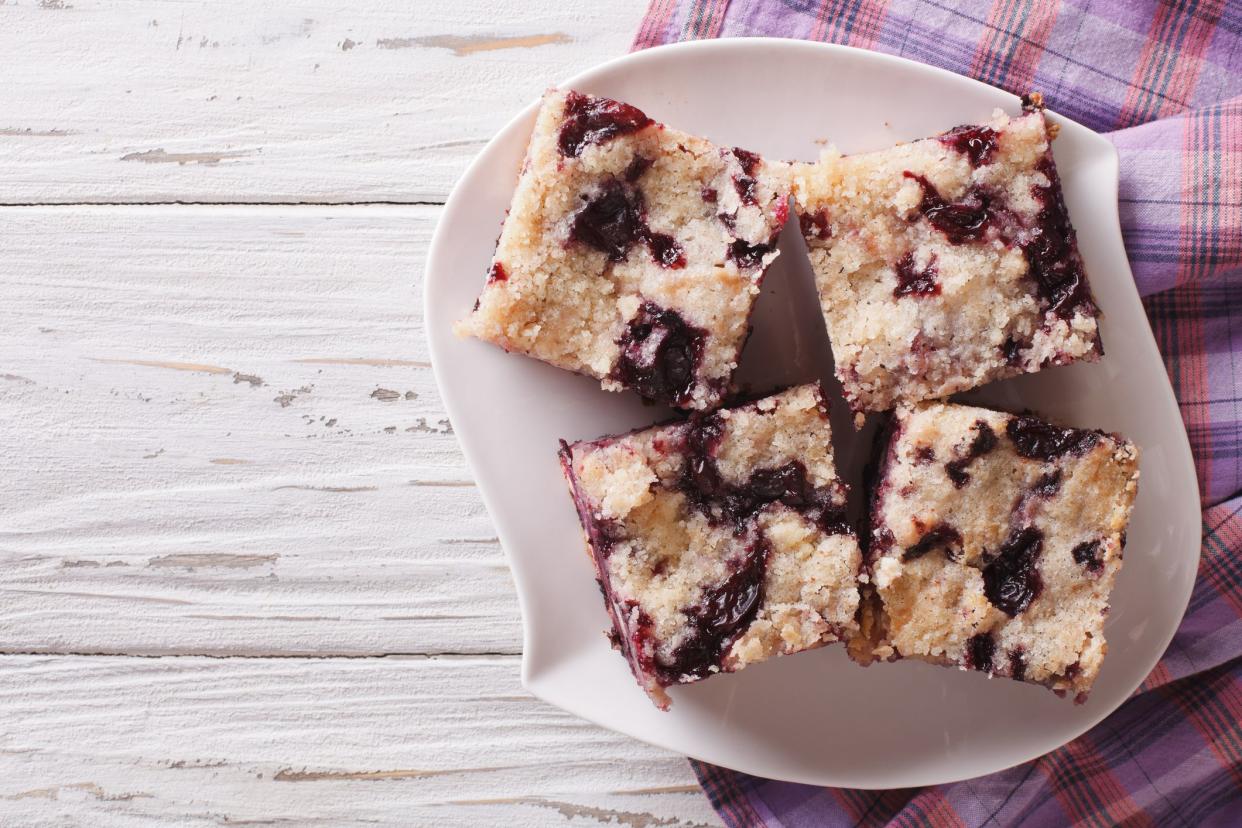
top-left (0, 655), bottom-right (721, 827)
top-left (0, 205), bottom-right (537, 656)
top-left (1, 0), bottom-right (647, 204)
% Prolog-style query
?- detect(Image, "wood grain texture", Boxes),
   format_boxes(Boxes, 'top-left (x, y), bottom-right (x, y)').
top-left (0, 0), bottom-right (646, 204)
top-left (0, 656), bottom-right (719, 827)
top-left (2, 206), bottom-right (519, 656)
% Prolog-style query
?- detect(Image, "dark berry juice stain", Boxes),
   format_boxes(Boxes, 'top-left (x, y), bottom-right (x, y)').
top-left (913, 446), bottom-right (936, 465)
top-left (1023, 156), bottom-right (1095, 318)
top-left (1031, 469), bottom-right (1063, 497)
top-left (728, 238), bottom-right (774, 269)
top-left (729, 148), bottom-right (763, 206)
top-left (983, 526), bottom-right (1044, 616)
top-left (611, 302), bottom-right (705, 406)
top-left (701, 187), bottom-right (718, 204)
top-left (656, 539), bottom-right (768, 683)
top-left (945, 420), bottom-right (998, 487)
top-left (732, 147), bottom-right (761, 175)
top-left (799, 209), bottom-right (832, 241)
top-left (1071, 539), bottom-right (1104, 573)
top-left (558, 91), bottom-right (652, 158)
top-left (939, 124), bottom-right (999, 167)
top-left (1006, 416), bottom-right (1100, 460)
top-left (559, 441), bottom-right (629, 559)
top-left (486, 261), bottom-right (508, 283)
top-left (678, 417), bottom-right (850, 536)
top-left (903, 523), bottom-right (963, 561)
top-left (570, 180), bottom-right (685, 268)
top-left (733, 174), bottom-right (758, 206)
top-left (1009, 648), bottom-right (1027, 681)
top-left (624, 155), bottom-right (653, 182)
top-left (893, 252), bottom-right (941, 297)
top-left (966, 632), bottom-right (995, 673)
top-left (903, 172), bottom-right (997, 244)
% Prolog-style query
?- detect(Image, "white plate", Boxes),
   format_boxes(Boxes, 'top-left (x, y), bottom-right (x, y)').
top-left (425, 38), bottom-right (1200, 789)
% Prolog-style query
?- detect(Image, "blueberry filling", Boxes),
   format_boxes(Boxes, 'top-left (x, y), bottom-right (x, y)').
top-left (1002, 335), bottom-right (1026, 366)
top-left (903, 523), bottom-right (964, 562)
top-left (611, 303), bottom-right (705, 406)
top-left (570, 181), bottom-right (644, 262)
top-left (728, 148), bottom-right (763, 207)
top-left (944, 420), bottom-right (998, 487)
top-left (1024, 156), bottom-right (1095, 318)
top-left (646, 231), bottom-right (687, 269)
top-left (799, 209), bottom-right (832, 241)
top-left (656, 539), bottom-right (768, 683)
top-left (903, 172), bottom-right (998, 244)
top-left (570, 180), bottom-right (686, 268)
top-left (731, 147), bottom-right (761, 175)
top-left (983, 526), bottom-right (1044, 616)
top-left (733, 174), bottom-right (758, 206)
top-left (728, 238), bottom-right (775, 268)
top-left (939, 124), bottom-right (999, 167)
top-left (558, 91), bottom-right (653, 158)
top-left (1071, 539), bottom-right (1104, 574)
top-left (1006, 416), bottom-right (1100, 461)
top-left (1009, 648), bottom-right (1027, 681)
top-left (1031, 469), bottom-right (1063, 497)
top-left (967, 632), bottom-right (995, 673)
top-left (893, 252), bottom-right (941, 297)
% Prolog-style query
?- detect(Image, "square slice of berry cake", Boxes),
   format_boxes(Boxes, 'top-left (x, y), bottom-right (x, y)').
top-left (455, 88), bottom-right (791, 411)
top-left (856, 401), bottom-right (1139, 701)
top-left (792, 95), bottom-right (1102, 415)
top-left (559, 384), bottom-right (861, 708)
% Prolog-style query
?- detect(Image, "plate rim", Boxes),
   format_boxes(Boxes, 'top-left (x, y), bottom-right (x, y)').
top-left (424, 36), bottom-right (1201, 789)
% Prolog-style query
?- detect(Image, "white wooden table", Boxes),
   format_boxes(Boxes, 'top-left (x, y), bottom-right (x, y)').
top-left (1, 2), bottom-right (722, 824)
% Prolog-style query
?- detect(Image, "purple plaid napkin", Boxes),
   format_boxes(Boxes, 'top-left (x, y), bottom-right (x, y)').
top-left (631, 1), bottom-right (1242, 825)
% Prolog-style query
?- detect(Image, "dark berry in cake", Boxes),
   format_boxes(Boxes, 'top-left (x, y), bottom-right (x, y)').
top-left (940, 124), bottom-right (999, 167)
top-left (1006, 416), bottom-right (1099, 461)
top-left (893, 252), bottom-right (941, 297)
top-left (983, 526), bottom-right (1044, 616)
top-left (611, 303), bottom-right (705, 407)
top-left (558, 91), bottom-right (653, 158)
top-left (728, 238), bottom-right (775, 269)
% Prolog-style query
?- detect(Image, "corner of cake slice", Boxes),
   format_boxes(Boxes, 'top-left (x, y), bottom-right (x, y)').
top-left (857, 401), bottom-right (1139, 701)
top-left (455, 88), bottom-right (791, 411)
top-left (791, 96), bottom-right (1102, 414)
top-left (558, 384), bottom-right (862, 708)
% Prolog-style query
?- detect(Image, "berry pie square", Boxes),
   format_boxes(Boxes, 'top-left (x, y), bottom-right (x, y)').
top-left (456, 88), bottom-right (791, 411)
top-left (792, 96), bottom-right (1102, 415)
top-left (856, 401), bottom-right (1140, 701)
top-left (559, 384), bottom-right (862, 708)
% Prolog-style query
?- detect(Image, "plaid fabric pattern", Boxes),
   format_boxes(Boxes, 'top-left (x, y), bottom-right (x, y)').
top-left (632, 1), bottom-right (1242, 824)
